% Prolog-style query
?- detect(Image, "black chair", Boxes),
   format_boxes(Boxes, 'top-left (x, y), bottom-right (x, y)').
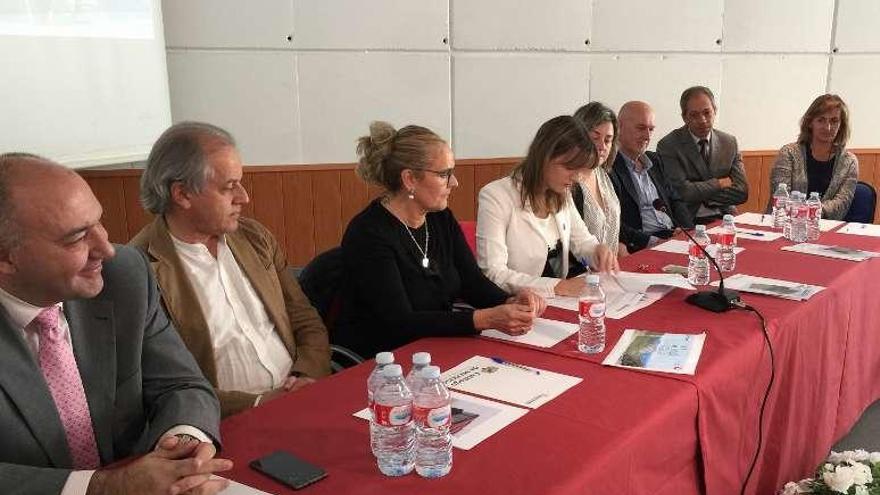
top-left (844, 181), bottom-right (877, 224)
top-left (297, 247), bottom-right (364, 372)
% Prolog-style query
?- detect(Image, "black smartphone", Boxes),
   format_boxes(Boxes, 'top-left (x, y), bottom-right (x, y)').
top-left (250, 450), bottom-right (328, 490)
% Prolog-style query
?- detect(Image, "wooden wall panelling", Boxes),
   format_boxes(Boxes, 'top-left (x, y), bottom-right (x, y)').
top-left (250, 172), bottom-right (287, 252)
top-left (447, 164), bottom-right (475, 220)
top-left (282, 171), bottom-right (316, 267)
top-left (741, 155), bottom-right (763, 213)
top-left (853, 151), bottom-right (876, 186)
top-left (121, 175), bottom-right (153, 239)
top-left (240, 173), bottom-right (255, 218)
top-left (312, 170), bottom-right (344, 254)
top-left (86, 177), bottom-right (128, 244)
top-left (339, 170), bottom-right (369, 234)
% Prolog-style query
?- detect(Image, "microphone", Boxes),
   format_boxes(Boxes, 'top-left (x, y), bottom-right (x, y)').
top-left (652, 199), bottom-right (741, 312)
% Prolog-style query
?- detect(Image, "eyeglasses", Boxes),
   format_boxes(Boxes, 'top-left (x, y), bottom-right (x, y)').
top-left (409, 167), bottom-right (456, 186)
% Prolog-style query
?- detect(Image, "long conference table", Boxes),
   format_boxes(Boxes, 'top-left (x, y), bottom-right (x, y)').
top-left (220, 225), bottom-right (880, 495)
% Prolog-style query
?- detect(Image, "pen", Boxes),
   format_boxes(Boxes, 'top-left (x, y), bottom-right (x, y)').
top-left (578, 257), bottom-right (591, 274)
top-left (490, 356), bottom-right (541, 375)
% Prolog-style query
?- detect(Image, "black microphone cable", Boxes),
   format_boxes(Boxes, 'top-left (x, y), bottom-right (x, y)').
top-left (730, 300), bottom-right (775, 495)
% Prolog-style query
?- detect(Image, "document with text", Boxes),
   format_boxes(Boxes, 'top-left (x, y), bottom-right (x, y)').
top-left (711, 273), bottom-right (825, 301)
top-left (603, 329), bottom-right (706, 375)
top-left (781, 243), bottom-right (880, 262)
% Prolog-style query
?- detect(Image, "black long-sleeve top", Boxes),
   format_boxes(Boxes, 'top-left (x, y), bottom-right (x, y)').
top-left (334, 199), bottom-right (509, 358)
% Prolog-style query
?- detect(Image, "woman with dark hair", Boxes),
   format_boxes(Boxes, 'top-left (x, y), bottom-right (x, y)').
top-left (767, 94), bottom-right (858, 220)
top-left (476, 115), bottom-right (619, 298)
top-left (572, 102), bottom-right (625, 264)
top-left (334, 121), bottom-right (544, 358)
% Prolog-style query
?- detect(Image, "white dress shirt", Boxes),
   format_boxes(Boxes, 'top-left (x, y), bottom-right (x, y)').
top-left (0, 286), bottom-right (209, 495)
top-left (172, 234), bottom-right (293, 395)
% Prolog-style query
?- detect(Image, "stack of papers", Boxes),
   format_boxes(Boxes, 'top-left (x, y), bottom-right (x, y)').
top-left (707, 225), bottom-right (784, 241)
top-left (353, 392), bottom-right (528, 450)
top-left (734, 212), bottom-right (843, 232)
top-left (837, 222), bottom-right (880, 237)
top-left (546, 271), bottom-right (694, 319)
top-left (603, 329), bottom-right (706, 375)
top-left (712, 273), bottom-right (824, 301)
top-left (441, 355), bottom-right (581, 409)
top-left (781, 243), bottom-right (880, 262)
top-left (652, 239), bottom-right (744, 257)
top-left (482, 317), bottom-right (578, 348)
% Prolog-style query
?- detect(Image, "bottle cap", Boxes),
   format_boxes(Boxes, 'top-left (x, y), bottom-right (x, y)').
top-left (586, 274), bottom-right (600, 285)
top-left (420, 366), bottom-right (441, 379)
top-left (382, 364), bottom-right (403, 378)
top-left (375, 352), bottom-right (394, 365)
top-left (412, 352), bottom-right (431, 365)
top-left (722, 214), bottom-right (734, 222)
top-left (695, 224), bottom-right (706, 232)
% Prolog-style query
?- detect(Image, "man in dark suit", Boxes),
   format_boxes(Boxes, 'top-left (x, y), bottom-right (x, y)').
top-left (0, 153), bottom-right (230, 495)
top-left (610, 101), bottom-right (692, 253)
top-left (657, 86), bottom-right (748, 224)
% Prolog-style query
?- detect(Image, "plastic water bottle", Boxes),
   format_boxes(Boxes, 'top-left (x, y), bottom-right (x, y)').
top-left (790, 192), bottom-right (809, 243)
top-left (368, 352), bottom-right (395, 456)
top-left (688, 224), bottom-right (711, 286)
top-left (371, 364), bottom-right (415, 476)
top-left (405, 352), bottom-right (431, 392)
top-left (772, 183), bottom-right (790, 229)
top-left (577, 274), bottom-right (606, 354)
top-left (413, 366), bottom-right (452, 478)
top-left (717, 214), bottom-right (737, 272)
top-left (807, 192), bottom-right (822, 241)
top-left (784, 191), bottom-right (798, 240)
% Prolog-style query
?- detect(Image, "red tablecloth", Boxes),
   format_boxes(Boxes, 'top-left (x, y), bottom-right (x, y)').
top-left (220, 228), bottom-right (880, 495)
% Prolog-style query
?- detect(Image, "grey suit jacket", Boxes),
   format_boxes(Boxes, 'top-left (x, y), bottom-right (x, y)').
top-left (657, 126), bottom-right (749, 222)
top-left (0, 245), bottom-right (221, 495)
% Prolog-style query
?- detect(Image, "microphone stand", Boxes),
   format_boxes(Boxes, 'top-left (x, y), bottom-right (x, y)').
top-left (654, 200), bottom-right (741, 312)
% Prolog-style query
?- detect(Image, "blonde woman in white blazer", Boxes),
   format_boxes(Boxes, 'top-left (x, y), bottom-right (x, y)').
top-left (477, 116), bottom-right (619, 298)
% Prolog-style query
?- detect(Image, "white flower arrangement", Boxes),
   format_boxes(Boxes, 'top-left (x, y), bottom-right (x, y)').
top-left (781, 450), bottom-right (880, 494)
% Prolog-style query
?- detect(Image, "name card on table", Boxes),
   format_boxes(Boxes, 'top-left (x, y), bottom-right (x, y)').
top-left (651, 239), bottom-right (744, 257)
top-left (837, 222), bottom-right (880, 237)
top-left (734, 212), bottom-right (843, 232)
top-left (707, 225), bottom-right (784, 241)
top-left (441, 355), bottom-right (581, 409)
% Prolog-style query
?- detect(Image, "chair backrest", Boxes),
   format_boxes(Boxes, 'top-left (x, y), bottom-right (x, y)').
top-left (458, 220), bottom-right (477, 256)
top-left (844, 181), bottom-right (877, 224)
top-left (297, 246), bottom-right (344, 325)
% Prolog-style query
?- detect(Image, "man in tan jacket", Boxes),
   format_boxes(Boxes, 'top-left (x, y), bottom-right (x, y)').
top-left (131, 122), bottom-right (330, 418)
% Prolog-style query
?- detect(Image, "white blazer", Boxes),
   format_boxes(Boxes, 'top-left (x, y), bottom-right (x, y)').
top-left (476, 176), bottom-right (600, 297)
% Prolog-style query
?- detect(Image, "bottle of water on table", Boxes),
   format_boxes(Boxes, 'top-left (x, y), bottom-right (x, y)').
top-left (806, 192), bottom-right (822, 241)
top-left (717, 214), bottom-right (737, 272)
top-left (405, 352), bottom-right (431, 392)
top-left (772, 182), bottom-right (790, 229)
top-left (413, 366), bottom-right (453, 478)
top-left (578, 274), bottom-right (606, 354)
top-left (371, 364), bottom-right (415, 476)
top-left (790, 192), bottom-right (808, 243)
top-left (688, 224), bottom-right (711, 285)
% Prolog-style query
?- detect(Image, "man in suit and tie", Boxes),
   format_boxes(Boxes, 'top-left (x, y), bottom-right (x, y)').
top-left (610, 101), bottom-right (692, 253)
top-left (657, 86), bottom-right (749, 224)
top-left (0, 153), bottom-right (230, 494)
top-left (130, 122), bottom-right (331, 418)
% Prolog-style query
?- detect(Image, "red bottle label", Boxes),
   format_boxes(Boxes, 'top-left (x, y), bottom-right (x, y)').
top-left (717, 232), bottom-right (735, 246)
top-left (413, 405), bottom-right (451, 428)
top-left (689, 243), bottom-right (705, 258)
top-left (371, 403), bottom-right (412, 426)
top-left (579, 300), bottom-right (605, 318)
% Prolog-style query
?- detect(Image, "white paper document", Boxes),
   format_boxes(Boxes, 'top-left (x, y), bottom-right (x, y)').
top-left (603, 329), bottom-right (706, 375)
top-left (711, 273), bottom-right (825, 301)
top-left (733, 212), bottom-right (843, 232)
top-left (837, 222), bottom-right (880, 237)
top-left (546, 272), bottom-right (690, 319)
top-left (440, 356), bottom-right (581, 409)
top-left (353, 391), bottom-right (528, 450)
top-left (781, 242), bottom-right (880, 262)
top-left (482, 317), bottom-right (578, 348)
top-left (651, 239), bottom-right (744, 256)
top-left (707, 225), bottom-right (784, 241)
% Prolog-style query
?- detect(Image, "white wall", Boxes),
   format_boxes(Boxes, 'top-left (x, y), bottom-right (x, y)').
top-left (162, 0), bottom-right (880, 165)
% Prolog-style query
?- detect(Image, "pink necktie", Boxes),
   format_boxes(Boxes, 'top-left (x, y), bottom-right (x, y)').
top-left (33, 307), bottom-right (101, 469)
